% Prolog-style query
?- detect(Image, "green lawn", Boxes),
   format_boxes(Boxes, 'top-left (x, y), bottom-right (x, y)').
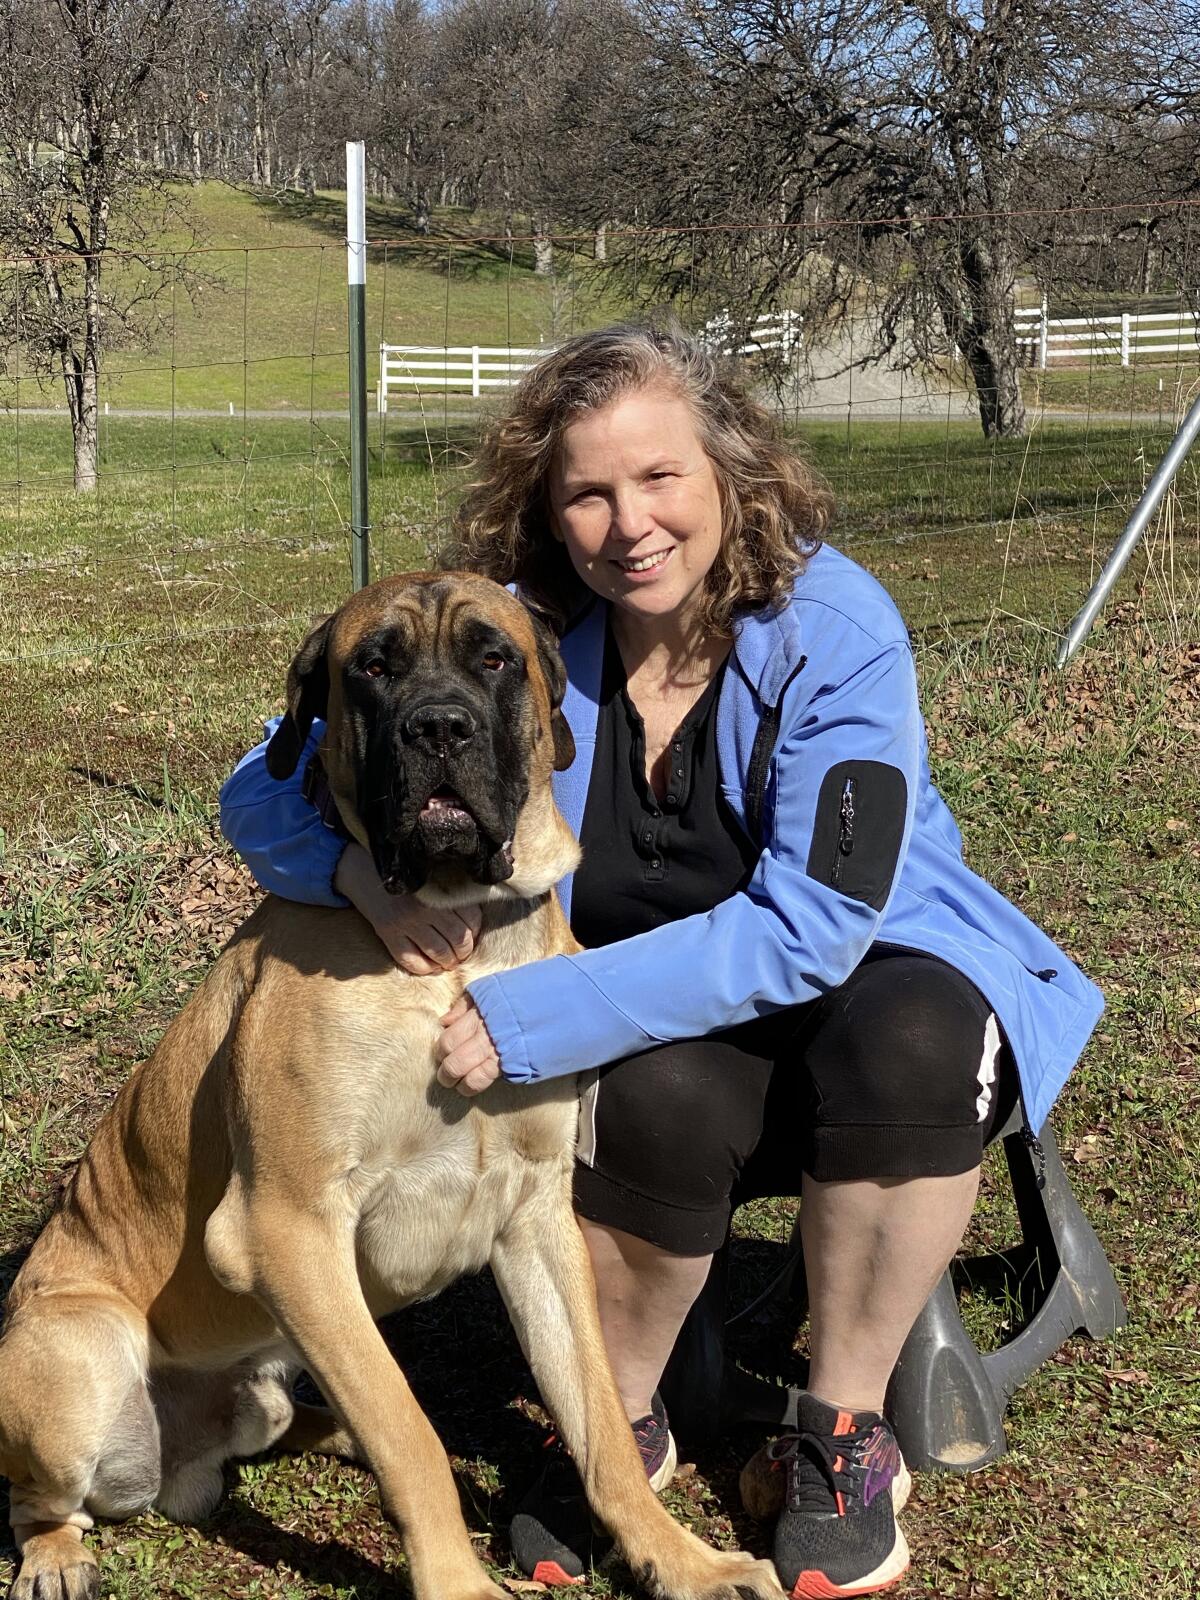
top-left (1, 403), bottom-right (1198, 1598)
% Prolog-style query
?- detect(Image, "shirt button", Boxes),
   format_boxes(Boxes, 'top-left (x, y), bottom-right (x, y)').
top-left (651, 858), bottom-right (662, 868)
top-left (672, 742), bottom-right (682, 752)
top-left (642, 831), bottom-right (652, 844)
top-left (667, 793), bottom-right (677, 805)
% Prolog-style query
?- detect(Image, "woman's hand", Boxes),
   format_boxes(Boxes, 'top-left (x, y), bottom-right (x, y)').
top-left (435, 996), bottom-right (502, 1096)
top-left (334, 842), bottom-right (482, 975)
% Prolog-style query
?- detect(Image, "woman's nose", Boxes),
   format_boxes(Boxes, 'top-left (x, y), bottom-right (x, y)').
top-left (610, 489), bottom-right (656, 541)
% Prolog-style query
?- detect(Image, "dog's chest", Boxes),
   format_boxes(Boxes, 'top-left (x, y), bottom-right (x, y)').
top-left (349, 1083), bottom-right (574, 1311)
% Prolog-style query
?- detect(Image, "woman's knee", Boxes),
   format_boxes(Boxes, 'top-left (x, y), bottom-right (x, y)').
top-left (574, 1033), bottom-right (775, 1245)
top-left (805, 954), bottom-right (1000, 1127)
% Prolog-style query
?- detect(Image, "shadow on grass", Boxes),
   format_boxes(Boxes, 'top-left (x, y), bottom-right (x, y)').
top-left (204, 1497), bottom-right (404, 1597)
top-left (69, 765), bottom-right (172, 810)
top-left (249, 191), bottom-right (539, 281)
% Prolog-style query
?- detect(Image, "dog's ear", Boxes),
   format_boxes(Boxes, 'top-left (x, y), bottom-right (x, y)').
top-left (527, 609), bottom-right (575, 773)
top-left (265, 614), bottom-right (334, 779)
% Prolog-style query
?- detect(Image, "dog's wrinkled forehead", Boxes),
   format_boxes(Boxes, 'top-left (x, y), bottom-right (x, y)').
top-left (328, 572), bottom-right (537, 678)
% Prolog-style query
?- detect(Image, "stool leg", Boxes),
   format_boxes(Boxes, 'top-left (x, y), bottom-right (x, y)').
top-left (982, 1120), bottom-right (1127, 1404)
top-left (886, 1268), bottom-right (1008, 1472)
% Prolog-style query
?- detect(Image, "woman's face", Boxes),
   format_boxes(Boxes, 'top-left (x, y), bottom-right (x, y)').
top-left (547, 385), bottom-right (725, 636)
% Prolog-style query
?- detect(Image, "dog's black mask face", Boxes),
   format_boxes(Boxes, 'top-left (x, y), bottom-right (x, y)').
top-left (353, 607), bottom-right (530, 894)
top-left (265, 576), bottom-right (573, 897)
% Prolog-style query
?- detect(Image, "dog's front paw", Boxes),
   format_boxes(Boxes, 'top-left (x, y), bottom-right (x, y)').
top-left (739, 1440), bottom-right (787, 1522)
top-left (638, 1546), bottom-right (785, 1600)
top-left (698, 1550), bottom-right (786, 1600)
top-left (10, 1532), bottom-right (100, 1600)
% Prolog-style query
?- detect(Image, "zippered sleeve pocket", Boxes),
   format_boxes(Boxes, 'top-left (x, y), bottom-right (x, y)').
top-left (805, 760), bottom-right (908, 910)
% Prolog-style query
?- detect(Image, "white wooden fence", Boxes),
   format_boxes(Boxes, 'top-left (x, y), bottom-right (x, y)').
top-left (377, 345), bottom-right (551, 410)
top-left (702, 309), bottom-right (803, 359)
top-left (376, 312), bottom-right (802, 409)
top-left (1015, 300), bottom-right (1200, 369)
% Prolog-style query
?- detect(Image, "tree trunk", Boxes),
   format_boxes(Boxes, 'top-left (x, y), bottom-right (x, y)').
top-left (594, 222), bottom-right (607, 262)
top-left (72, 254), bottom-right (103, 491)
top-left (534, 217), bottom-right (553, 276)
top-left (937, 231), bottom-right (1027, 438)
top-left (73, 355), bottom-right (100, 492)
top-left (1138, 225), bottom-right (1159, 297)
top-left (960, 334), bottom-right (1025, 438)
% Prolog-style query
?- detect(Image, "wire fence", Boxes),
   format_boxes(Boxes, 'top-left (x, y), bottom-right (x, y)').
top-left (2, 196), bottom-right (1199, 838)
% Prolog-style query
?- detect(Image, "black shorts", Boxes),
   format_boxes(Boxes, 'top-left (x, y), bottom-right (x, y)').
top-left (572, 946), bottom-right (1020, 1255)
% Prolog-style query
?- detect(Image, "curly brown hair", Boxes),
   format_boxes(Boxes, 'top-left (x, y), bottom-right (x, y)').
top-left (448, 323), bottom-right (834, 636)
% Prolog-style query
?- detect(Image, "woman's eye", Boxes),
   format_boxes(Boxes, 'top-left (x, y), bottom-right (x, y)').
top-left (364, 659), bottom-right (387, 678)
top-left (571, 488), bottom-right (599, 504)
top-left (482, 653), bottom-right (506, 672)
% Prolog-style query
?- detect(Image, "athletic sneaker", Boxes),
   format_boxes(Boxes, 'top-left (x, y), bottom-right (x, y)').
top-left (769, 1393), bottom-right (912, 1599)
top-left (509, 1392), bottom-right (678, 1586)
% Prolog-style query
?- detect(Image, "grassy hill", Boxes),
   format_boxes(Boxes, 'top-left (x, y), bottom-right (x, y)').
top-left (4, 184), bottom-right (623, 416)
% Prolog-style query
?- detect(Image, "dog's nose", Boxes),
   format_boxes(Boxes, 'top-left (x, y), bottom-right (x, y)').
top-left (403, 700), bottom-right (478, 751)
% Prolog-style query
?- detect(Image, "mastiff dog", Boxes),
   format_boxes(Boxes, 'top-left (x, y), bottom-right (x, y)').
top-left (0, 573), bottom-right (782, 1600)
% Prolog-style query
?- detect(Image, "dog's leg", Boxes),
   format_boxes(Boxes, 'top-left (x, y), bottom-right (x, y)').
top-left (0, 1295), bottom-right (155, 1600)
top-left (276, 1401), bottom-right (360, 1461)
top-left (491, 1194), bottom-right (785, 1600)
top-left (241, 1201), bottom-right (506, 1600)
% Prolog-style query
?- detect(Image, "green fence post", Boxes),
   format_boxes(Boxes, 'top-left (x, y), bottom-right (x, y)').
top-left (346, 139), bottom-right (370, 592)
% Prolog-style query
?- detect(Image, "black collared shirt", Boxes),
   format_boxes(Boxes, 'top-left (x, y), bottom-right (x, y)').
top-left (571, 623), bottom-right (759, 949)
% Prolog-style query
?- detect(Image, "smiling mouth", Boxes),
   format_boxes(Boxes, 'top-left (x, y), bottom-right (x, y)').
top-left (614, 548), bottom-right (673, 574)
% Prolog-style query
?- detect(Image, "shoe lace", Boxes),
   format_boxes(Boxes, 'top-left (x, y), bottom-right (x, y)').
top-left (767, 1424), bottom-right (873, 1516)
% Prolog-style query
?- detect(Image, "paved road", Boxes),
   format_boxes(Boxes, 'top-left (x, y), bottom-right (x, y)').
top-left (11, 401), bottom-right (1174, 428)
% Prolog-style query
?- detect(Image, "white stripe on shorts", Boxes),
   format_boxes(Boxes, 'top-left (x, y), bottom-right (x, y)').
top-left (976, 1012), bottom-right (1001, 1123)
top-left (576, 1067), bottom-right (601, 1167)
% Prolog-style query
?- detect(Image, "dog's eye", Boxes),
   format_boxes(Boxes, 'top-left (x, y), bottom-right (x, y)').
top-left (482, 653), bottom-right (506, 672)
top-left (364, 659), bottom-right (387, 679)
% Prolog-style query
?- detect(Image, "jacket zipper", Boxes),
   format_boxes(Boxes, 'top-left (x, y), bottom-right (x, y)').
top-left (831, 775), bottom-right (857, 887)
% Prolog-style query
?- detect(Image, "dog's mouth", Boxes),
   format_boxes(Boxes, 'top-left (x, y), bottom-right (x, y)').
top-left (418, 786), bottom-right (477, 828)
top-left (379, 782), bottom-right (511, 896)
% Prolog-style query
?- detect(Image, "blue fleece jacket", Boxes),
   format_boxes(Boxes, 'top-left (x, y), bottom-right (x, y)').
top-left (220, 545), bottom-right (1103, 1134)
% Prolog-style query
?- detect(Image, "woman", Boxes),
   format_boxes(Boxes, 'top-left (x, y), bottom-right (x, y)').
top-left (220, 325), bottom-right (1103, 1599)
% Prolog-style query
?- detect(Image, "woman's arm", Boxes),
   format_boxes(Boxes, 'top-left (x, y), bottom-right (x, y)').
top-left (219, 716), bottom-right (349, 906)
top-left (466, 637), bottom-right (923, 1084)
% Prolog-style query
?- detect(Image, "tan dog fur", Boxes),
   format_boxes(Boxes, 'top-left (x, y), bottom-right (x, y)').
top-left (0, 575), bottom-right (782, 1600)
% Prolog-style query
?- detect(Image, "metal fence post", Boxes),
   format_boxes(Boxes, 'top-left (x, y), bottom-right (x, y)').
top-left (1038, 294), bottom-right (1048, 371)
top-left (1120, 312), bottom-right (1130, 369)
top-left (471, 346), bottom-right (480, 399)
top-left (346, 139), bottom-right (370, 592)
top-left (1057, 391), bottom-right (1200, 666)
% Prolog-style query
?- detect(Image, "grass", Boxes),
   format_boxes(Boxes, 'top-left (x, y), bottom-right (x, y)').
top-left (2, 390), bottom-right (1199, 1594)
top-left (1022, 362), bottom-right (1200, 419)
top-left (1, 185), bottom-right (622, 418)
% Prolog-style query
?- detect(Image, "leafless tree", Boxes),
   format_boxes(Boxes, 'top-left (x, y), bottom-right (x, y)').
top-left (0, 0), bottom-right (205, 489)
top-left (610, 0), bottom-right (1165, 437)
